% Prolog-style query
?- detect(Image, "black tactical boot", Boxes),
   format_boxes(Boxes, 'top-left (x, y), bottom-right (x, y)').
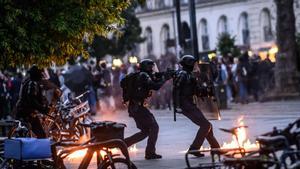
top-left (188, 146), bottom-right (205, 158)
top-left (145, 153), bottom-right (162, 160)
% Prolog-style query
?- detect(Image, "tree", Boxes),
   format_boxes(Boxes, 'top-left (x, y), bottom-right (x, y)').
top-left (274, 0), bottom-right (300, 93)
top-left (0, 0), bottom-right (131, 68)
top-left (90, 0), bottom-right (144, 60)
top-left (216, 33), bottom-right (241, 58)
top-left (295, 33), bottom-right (300, 71)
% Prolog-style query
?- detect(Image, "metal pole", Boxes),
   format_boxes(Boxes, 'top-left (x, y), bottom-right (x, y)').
top-left (175, 0), bottom-right (183, 56)
top-left (188, 0), bottom-right (199, 60)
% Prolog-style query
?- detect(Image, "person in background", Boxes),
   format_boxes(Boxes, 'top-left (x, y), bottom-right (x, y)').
top-left (231, 57), bottom-right (239, 102)
top-left (236, 53), bottom-right (250, 104)
top-left (10, 73), bottom-right (23, 113)
top-left (15, 66), bottom-right (50, 138)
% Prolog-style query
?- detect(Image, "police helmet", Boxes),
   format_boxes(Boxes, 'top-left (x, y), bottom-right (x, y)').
top-left (139, 59), bottom-right (155, 72)
top-left (28, 65), bottom-right (43, 81)
top-left (179, 55), bottom-right (196, 67)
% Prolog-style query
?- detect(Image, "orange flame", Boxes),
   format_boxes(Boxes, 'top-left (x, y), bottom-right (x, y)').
top-left (221, 116), bottom-right (259, 150)
top-left (64, 144), bottom-right (139, 161)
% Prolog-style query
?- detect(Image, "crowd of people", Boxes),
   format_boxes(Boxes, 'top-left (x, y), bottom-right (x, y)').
top-left (0, 52), bottom-right (275, 120)
top-left (213, 52), bottom-right (275, 104)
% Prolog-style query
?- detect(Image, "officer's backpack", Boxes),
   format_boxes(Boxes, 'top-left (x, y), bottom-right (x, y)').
top-left (120, 72), bottom-right (139, 102)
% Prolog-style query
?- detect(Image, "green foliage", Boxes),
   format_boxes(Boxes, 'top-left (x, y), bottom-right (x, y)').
top-left (216, 33), bottom-right (241, 57)
top-left (0, 0), bottom-right (131, 68)
top-left (90, 0), bottom-right (144, 59)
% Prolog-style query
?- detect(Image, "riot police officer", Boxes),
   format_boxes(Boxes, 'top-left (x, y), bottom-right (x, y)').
top-left (15, 65), bottom-right (55, 138)
top-left (173, 55), bottom-right (220, 157)
top-left (124, 59), bottom-right (167, 160)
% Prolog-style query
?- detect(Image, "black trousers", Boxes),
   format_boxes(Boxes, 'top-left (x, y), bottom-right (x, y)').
top-left (181, 99), bottom-right (220, 149)
top-left (125, 103), bottom-right (159, 155)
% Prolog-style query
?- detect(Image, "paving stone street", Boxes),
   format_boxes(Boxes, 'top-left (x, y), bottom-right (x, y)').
top-left (66, 100), bottom-right (300, 169)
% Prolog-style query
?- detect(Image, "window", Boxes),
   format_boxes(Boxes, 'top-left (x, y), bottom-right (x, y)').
top-left (239, 12), bottom-right (250, 45)
top-left (157, 0), bottom-right (165, 8)
top-left (200, 19), bottom-right (210, 50)
top-left (145, 27), bottom-right (153, 55)
top-left (160, 24), bottom-right (170, 55)
top-left (218, 15), bottom-right (228, 34)
top-left (181, 22), bottom-right (192, 50)
top-left (146, 0), bottom-right (155, 10)
top-left (181, 0), bottom-right (188, 5)
top-left (261, 8), bottom-right (273, 42)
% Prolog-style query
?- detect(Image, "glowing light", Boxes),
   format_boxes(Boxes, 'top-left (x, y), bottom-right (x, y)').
top-left (62, 143), bottom-right (139, 162)
top-left (129, 56), bottom-right (138, 64)
top-left (248, 51), bottom-right (253, 57)
top-left (112, 58), bottom-right (123, 67)
top-left (208, 53), bottom-right (216, 60)
top-left (269, 46), bottom-right (278, 54)
top-left (67, 149), bottom-right (88, 161)
top-left (129, 144), bottom-right (138, 153)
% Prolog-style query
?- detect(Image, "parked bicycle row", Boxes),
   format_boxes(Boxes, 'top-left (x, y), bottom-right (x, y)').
top-left (0, 89), bottom-right (137, 169)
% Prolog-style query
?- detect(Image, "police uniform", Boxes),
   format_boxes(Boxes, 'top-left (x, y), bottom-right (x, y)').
top-left (173, 55), bottom-right (220, 157)
top-left (124, 60), bottom-right (165, 159)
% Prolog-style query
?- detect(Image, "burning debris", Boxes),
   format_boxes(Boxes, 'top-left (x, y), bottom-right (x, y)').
top-left (220, 116), bottom-right (259, 150)
top-left (180, 116), bottom-right (259, 154)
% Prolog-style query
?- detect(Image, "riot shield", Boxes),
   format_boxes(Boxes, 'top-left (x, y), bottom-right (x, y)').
top-left (193, 62), bottom-right (221, 120)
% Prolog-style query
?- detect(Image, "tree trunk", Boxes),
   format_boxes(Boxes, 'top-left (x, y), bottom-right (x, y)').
top-left (274, 0), bottom-right (300, 93)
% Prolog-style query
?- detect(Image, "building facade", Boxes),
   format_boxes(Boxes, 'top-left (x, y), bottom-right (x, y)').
top-left (135, 0), bottom-right (300, 60)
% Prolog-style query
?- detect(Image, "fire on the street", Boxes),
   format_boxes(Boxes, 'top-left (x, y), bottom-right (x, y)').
top-left (181, 116), bottom-right (259, 154)
top-left (64, 144), bottom-right (138, 162)
top-left (221, 116), bottom-right (259, 150)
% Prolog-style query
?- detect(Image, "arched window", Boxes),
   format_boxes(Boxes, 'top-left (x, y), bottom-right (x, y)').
top-left (145, 27), bottom-right (153, 55)
top-left (261, 8), bottom-right (273, 42)
top-left (238, 12), bottom-right (250, 45)
top-left (200, 19), bottom-right (210, 50)
top-left (146, 0), bottom-right (155, 9)
top-left (218, 15), bottom-right (228, 34)
top-left (181, 22), bottom-right (191, 50)
top-left (160, 24), bottom-right (170, 55)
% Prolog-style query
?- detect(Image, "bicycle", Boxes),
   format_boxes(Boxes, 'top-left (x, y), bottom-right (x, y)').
top-left (51, 138), bottom-right (137, 169)
top-left (185, 118), bottom-right (300, 169)
top-left (46, 90), bottom-right (92, 142)
top-left (223, 118), bottom-right (300, 169)
top-left (0, 120), bottom-right (44, 169)
top-left (6, 113), bottom-right (62, 142)
top-left (185, 125), bottom-right (252, 169)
